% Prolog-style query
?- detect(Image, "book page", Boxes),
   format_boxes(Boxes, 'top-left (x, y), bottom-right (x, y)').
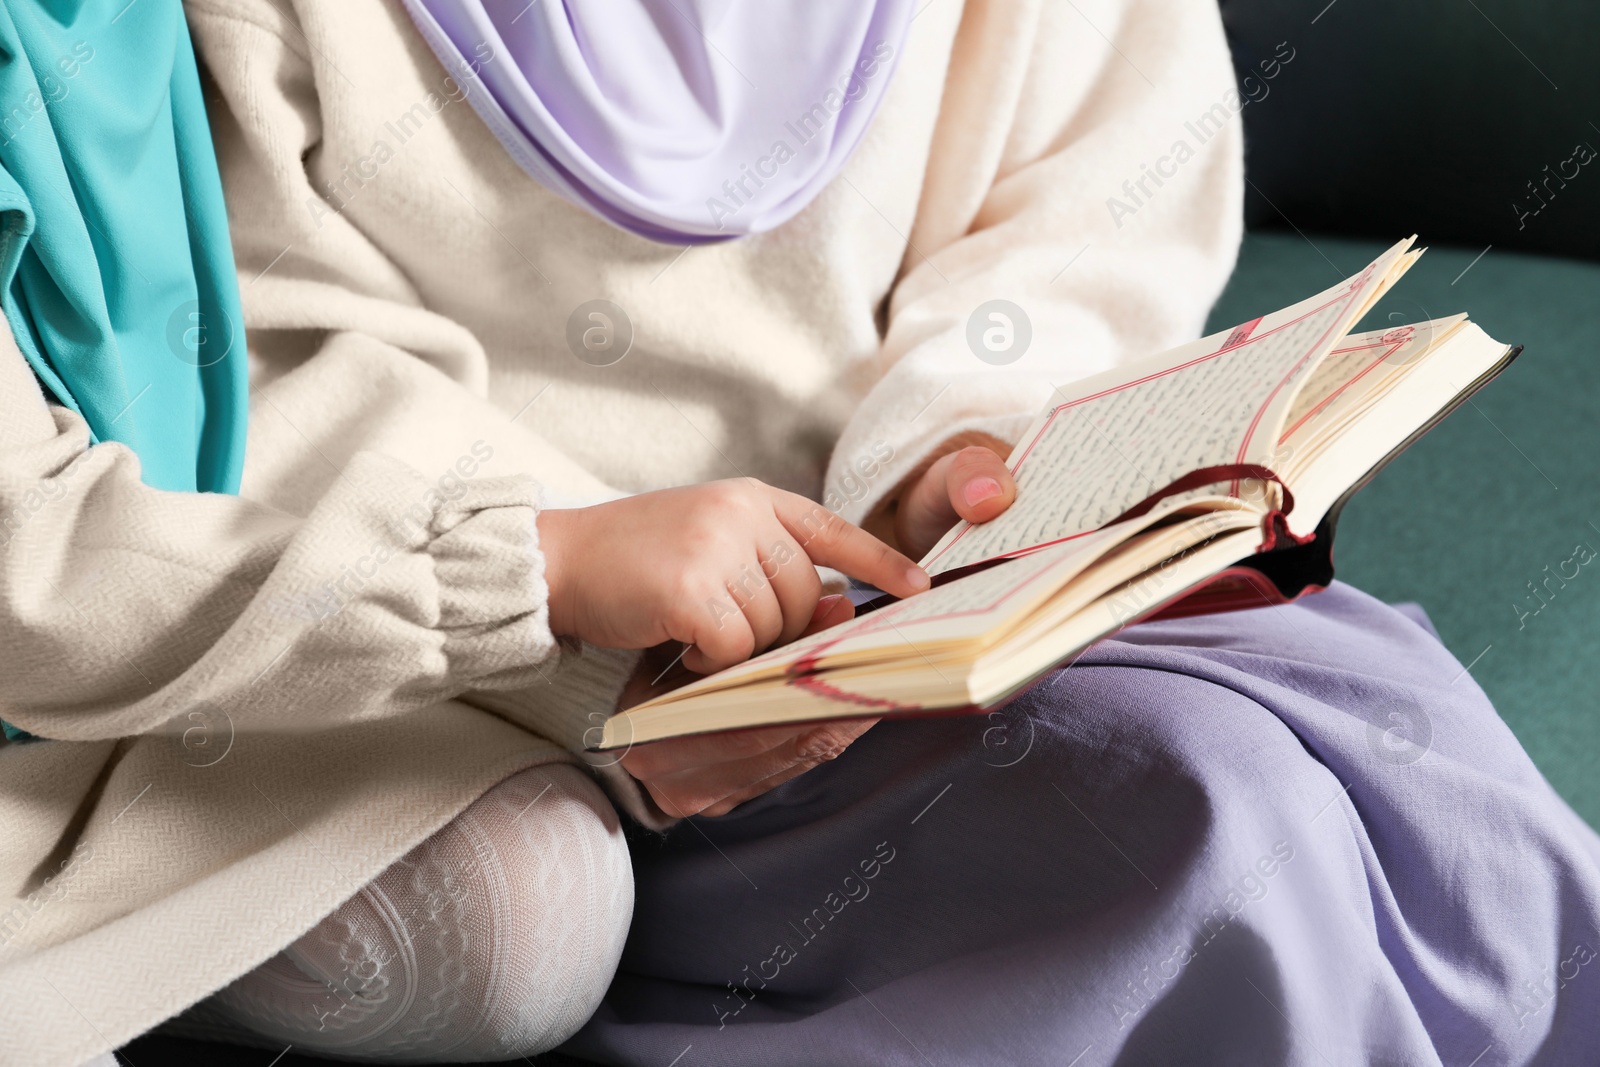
top-left (970, 527), bottom-right (1265, 702)
top-left (920, 238), bottom-right (1421, 576)
top-left (1281, 321), bottom-right (1513, 533)
top-left (1278, 316), bottom-right (1467, 451)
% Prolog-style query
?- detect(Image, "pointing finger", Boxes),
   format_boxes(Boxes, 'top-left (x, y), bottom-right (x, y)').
top-left (771, 491), bottom-right (928, 599)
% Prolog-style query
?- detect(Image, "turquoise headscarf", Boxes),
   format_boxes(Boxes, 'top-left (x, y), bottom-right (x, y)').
top-left (0, 0), bottom-right (246, 496)
top-left (0, 1), bottom-right (245, 744)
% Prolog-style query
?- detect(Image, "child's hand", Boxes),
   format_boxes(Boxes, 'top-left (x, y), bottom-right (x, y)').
top-left (886, 435), bottom-right (1017, 560)
top-left (623, 714), bottom-right (879, 818)
top-left (537, 478), bottom-right (928, 673)
top-left (616, 594), bottom-right (876, 817)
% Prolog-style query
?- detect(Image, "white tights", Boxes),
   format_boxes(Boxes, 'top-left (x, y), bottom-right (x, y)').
top-left (158, 763), bottom-right (633, 1062)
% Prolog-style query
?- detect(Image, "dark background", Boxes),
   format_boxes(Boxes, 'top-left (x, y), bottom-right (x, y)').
top-left (1222, 0), bottom-right (1598, 262)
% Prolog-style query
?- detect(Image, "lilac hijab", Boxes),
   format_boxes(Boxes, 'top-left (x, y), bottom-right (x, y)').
top-left (400, 0), bottom-right (913, 244)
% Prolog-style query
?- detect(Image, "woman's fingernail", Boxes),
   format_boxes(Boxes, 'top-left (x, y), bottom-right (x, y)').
top-left (905, 566), bottom-right (930, 591)
top-left (963, 477), bottom-right (1003, 508)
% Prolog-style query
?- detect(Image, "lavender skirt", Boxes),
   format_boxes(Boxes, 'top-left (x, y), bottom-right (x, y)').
top-left (564, 583), bottom-right (1600, 1066)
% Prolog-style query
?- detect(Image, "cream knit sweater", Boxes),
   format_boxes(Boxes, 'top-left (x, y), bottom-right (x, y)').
top-left (0, 0), bottom-right (1242, 1060)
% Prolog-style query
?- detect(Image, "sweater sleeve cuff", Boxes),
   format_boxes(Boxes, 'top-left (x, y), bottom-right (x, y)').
top-left (424, 473), bottom-right (564, 689)
top-left (436, 476), bottom-right (674, 828)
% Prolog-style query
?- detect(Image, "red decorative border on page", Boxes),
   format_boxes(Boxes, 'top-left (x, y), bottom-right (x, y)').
top-left (1277, 329), bottom-right (1411, 443)
top-left (782, 547), bottom-right (1084, 710)
top-left (926, 266), bottom-right (1375, 572)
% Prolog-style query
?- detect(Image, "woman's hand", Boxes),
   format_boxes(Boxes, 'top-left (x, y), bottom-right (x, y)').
top-left (537, 478), bottom-right (927, 674)
top-left (884, 435), bottom-right (1018, 560)
top-left (616, 595), bottom-right (876, 818)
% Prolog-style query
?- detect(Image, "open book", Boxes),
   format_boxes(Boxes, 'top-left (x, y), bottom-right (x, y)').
top-left (593, 237), bottom-right (1519, 750)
